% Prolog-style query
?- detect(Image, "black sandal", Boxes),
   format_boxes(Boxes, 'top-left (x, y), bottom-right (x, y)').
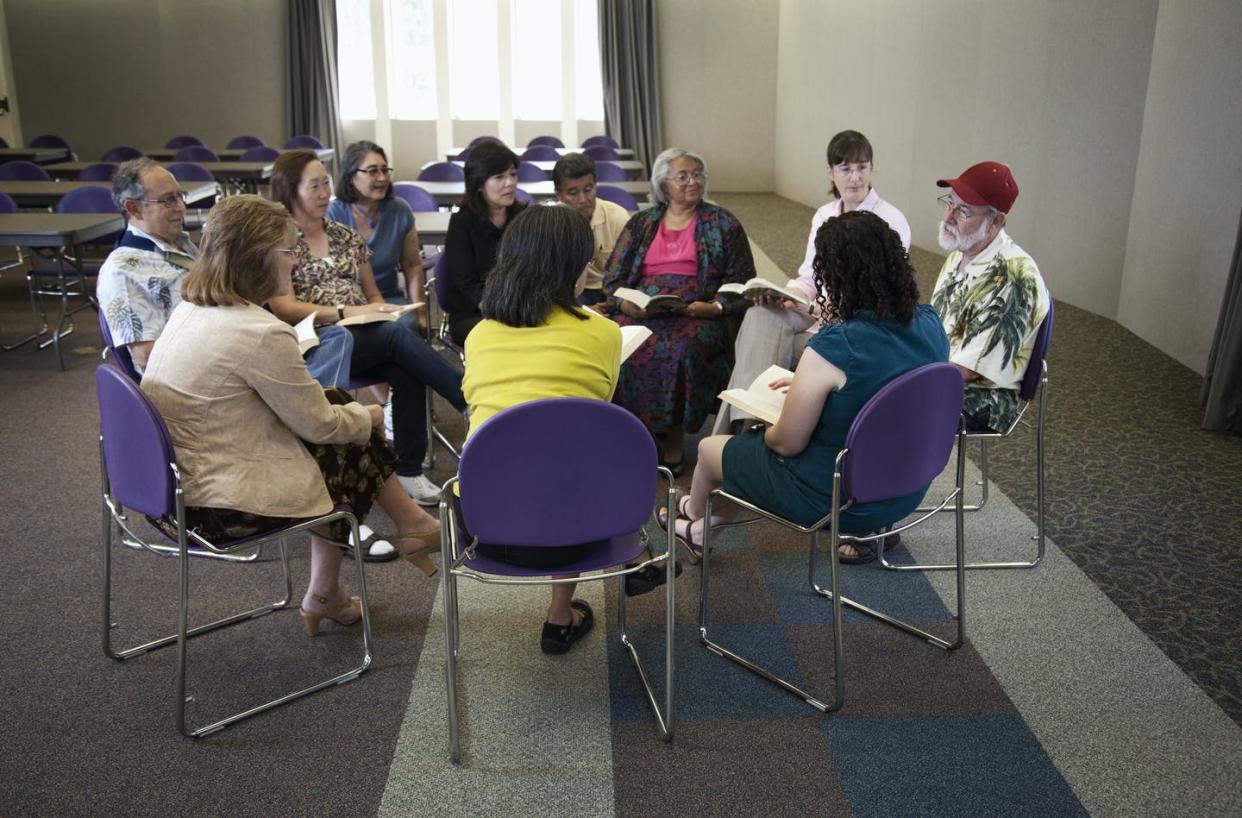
top-left (624, 558), bottom-right (683, 597)
top-left (540, 600), bottom-right (594, 655)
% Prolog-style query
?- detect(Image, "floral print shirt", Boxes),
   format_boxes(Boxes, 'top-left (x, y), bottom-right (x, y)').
top-left (290, 219), bottom-right (373, 308)
top-left (97, 227), bottom-right (198, 367)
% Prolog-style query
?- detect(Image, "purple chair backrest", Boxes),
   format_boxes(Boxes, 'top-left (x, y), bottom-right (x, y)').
top-left (514, 188), bottom-right (535, 205)
top-left (0, 161), bottom-right (50, 181)
top-left (165, 135), bottom-right (204, 149)
top-left (57, 186), bottom-right (119, 214)
top-left (581, 135), bottom-right (619, 150)
top-left (417, 162), bottom-right (465, 182)
top-left (841, 362), bottom-right (963, 504)
top-left (239, 146), bottom-right (280, 162)
top-left (101, 146), bottom-right (143, 162)
top-left (95, 364), bottom-right (177, 519)
top-left (1018, 302), bottom-right (1055, 402)
top-left (516, 161), bottom-right (550, 182)
top-left (432, 250), bottom-right (451, 308)
top-left (594, 161), bottom-right (627, 182)
top-left (226, 135), bottom-right (265, 150)
top-left (528, 135), bottom-right (565, 149)
top-left (583, 145), bottom-right (619, 162)
top-left (595, 184), bottom-right (638, 211)
top-left (0, 136), bottom-right (7, 148)
top-left (520, 145), bottom-right (560, 162)
top-left (285, 135), bottom-right (325, 149)
top-left (459, 397), bottom-right (657, 545)
top-left (77, 162), bottom-right (119, 182)
top-left (165, 162), bottom-right (216, 183)
top-left (174, 146), bottom-right (220, 163)
top-left (98, 311), bottom-right (141, 384)
top-left (0, 191), bottom-right (17, 213)
top-left (392, 183), bottom-right (438, 213)
top-left (30, 134), bottom-right (71, 150)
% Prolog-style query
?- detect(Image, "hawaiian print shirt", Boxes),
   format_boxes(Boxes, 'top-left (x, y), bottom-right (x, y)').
top-left (931, 229), bottom-right (1050, 431)
top-left (290, 219), bottom-right (373, 308)
top-left (97, 227), bottom-right (198, 361)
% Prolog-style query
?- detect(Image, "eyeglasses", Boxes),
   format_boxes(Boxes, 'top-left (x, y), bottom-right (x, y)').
top-left (832, 162), bottom-right (871, 177)
top-left (138, 191), bottom-right (188, 208)
top-left (356, 165), bottom-right (394, 178)
top-left (669, 170), bottom-right (706, 186)
top-left (938, 194), bottom-right (984, 221)
top-left (272, 247), bottom-right (298, 256)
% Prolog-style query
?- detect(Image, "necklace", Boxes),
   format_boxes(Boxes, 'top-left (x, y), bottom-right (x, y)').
top-left (351, 202), bottom-right (379, 230)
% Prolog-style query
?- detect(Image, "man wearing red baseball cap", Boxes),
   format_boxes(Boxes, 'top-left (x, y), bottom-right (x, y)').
top-left (930, 161), bottom-right (1050, 432)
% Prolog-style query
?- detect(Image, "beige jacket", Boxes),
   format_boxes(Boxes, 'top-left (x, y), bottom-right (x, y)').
top-left (142, 301), bottom-right (372, 518)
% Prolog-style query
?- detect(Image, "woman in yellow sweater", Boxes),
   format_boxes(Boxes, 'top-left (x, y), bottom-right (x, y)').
top-left (461, 204), bottom-right (621, 654)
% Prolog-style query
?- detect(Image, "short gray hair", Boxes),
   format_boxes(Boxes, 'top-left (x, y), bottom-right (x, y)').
top-left (112, 157), bottom-right (161, 212)
top-left (650, 148), bottom-right (707, 205)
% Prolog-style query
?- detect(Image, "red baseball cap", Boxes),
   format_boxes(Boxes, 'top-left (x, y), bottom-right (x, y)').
top-left (936, 161), bottom-right (1019, 213)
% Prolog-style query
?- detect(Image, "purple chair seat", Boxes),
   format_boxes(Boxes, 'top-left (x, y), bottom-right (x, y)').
top-left (239, 146), bottom-right (280, 162)
top-left (581, 135), bottom-right (619, 150)
top-left (77, 162), bottom-right (119, 182)
top-left (594, 161), bottom-right (627, 181)
top-left (595, 185), bottom-right (638, 211)
top-left (101, 146), bottom-right (143, 162)
top-left (173, 146), bottom-right (220, 163)
top-left (30, 134), bottom-right (72, 151)
top-left (417, 162), bottom-right (465, 182)
top-left (519, 145), bottom-right (560, 162)
top-left (528, 135), bottom-right (565, 149)
top-left (583, 144), bottom-right (620, 162)
top-left (285, 135), bottom-right (325, 149)
top-left (516, 161), bottom-right (549, 182)
top-left (392, 183), bottom-right (438, 213)
top-left (0, 161), bottom-right (51, 181)
top-left (226, 135), bottom-right (265, 150)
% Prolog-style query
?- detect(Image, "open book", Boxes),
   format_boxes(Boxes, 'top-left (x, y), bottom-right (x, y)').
top-left (620, 324), bottom-right (652, 363)
top-left (295, 313), bottom-right (321, 355)
top-left (717, 364), bottom-right (794, 426)
top-left (337, 301), bottom-right (423, 327)
top-left (717, 277), bottom-right (811, 307)
top-left (613, 287), bottom-right (687, 313)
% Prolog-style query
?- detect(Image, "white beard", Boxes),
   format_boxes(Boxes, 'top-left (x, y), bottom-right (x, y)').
top-left (938, 217), bottom-right (992, 253)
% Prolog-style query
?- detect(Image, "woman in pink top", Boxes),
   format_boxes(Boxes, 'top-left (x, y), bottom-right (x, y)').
top-left (600, 148), bottom-right (755, 471)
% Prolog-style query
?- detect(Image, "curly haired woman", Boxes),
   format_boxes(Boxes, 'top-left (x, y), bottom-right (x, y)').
top-left (664, 210), bottom-right (949, 564)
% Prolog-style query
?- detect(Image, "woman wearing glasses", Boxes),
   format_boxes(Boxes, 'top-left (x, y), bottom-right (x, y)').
top-left (599, 148), bottom-right (755, 473)
top-left (327, 141), bottom-right (426, 314)
top-left (267, 150), bottom-right (467, 509)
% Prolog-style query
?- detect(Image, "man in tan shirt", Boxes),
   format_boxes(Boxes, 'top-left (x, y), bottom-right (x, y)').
top-left (552, 153), bottom-right (631, 306)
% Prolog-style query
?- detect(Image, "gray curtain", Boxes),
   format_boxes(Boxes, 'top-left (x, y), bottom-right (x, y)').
top-left (1201, 207), bottom-right (1242, 433)
top-left (287, 0), bottom-right (344, 164)
top-left (598, 0), bottom-right (662, 169)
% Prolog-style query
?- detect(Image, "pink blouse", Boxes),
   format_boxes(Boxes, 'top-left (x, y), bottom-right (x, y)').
top-left (641, 217), bottom-right (697, 276)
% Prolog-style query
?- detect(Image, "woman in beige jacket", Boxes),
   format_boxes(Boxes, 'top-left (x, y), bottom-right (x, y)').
top-left (141, 195), bottom-right (440, 636)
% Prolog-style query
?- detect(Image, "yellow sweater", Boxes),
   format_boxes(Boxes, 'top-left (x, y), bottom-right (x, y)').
top-left (463, 306), bottom-right (622, 438)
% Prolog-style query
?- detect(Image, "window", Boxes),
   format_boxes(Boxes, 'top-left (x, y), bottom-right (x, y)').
top-left (336, 0), bottom-right (376, 119)
top-left (574, 0), bottom-right (604, 120)
top-left (389, 0), bottom-right (438, 119)
top-left (512, 0), bottom-right (562, 120)
top-left (447, 0), bottom-right (500, 119)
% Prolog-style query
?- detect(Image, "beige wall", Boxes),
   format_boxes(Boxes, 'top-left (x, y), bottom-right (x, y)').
top-left (1118, 0), bottom-right (1242, 374)
top-left (5, 0), bottom-right (287, 161)
top-left (774, 0), bottom-right (1159, 321)
top-left (657, 0), bottom-right (778, 192)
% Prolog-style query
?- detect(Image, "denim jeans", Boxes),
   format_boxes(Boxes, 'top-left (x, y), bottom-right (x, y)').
top-left (303, 325), bottom-right (354, 389)
top-left (348, 321), bottom-right (465, 477)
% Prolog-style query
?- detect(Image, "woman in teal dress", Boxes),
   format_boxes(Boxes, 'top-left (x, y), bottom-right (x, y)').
top-left (666, 210), bottom-right (949, 563)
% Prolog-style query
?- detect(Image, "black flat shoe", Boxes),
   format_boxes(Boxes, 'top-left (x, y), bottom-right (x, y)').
top-left (624, 560), bottom-right (683, 597)
top-left (540, 600), bottom-right (594, 655)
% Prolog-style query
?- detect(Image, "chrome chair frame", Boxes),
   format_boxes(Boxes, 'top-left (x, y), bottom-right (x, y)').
top-left (699, 424), bottom-right (968, 712)
top-left (421, 272), bottom-right (462, 470)
top-left (439, 471), bottom-right (677, 764)
top-left (100, 442), bottom-right (374, 738)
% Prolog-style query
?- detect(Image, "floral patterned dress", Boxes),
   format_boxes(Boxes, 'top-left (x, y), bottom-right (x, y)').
top-left (602, 202), bottom-right (755, 433)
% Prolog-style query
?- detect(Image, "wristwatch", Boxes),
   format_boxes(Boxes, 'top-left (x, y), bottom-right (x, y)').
top-left (336, 304), bottom-right (345, 320)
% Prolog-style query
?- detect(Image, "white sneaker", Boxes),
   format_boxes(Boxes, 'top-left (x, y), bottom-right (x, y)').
top-left (398, 473), bottom-right (442, 506)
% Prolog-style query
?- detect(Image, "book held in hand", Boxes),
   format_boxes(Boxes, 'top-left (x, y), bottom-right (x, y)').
top-left (717, 277), bottom-right (811, 307)
top-left (620, 324), bottom-right (652, 363)
top-left (294, 313), bottom-right (320, 355)
top-left (613, 287), bottom-right (687, 313)
top-left (718, 364), bottom-right (794, 426)
top-left (337, 301), bottom-right (424, 327)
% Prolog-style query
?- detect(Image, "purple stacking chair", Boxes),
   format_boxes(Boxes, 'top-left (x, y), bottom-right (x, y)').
top-left (101, 145), bottom-right (142, 162)
top-left (595, 184), bottom-right (639, 211)
top-left (594, 161), bottom-right (627, 182)
top-left (174, 145), bottom-right (220, 163)
top-left (516, 161), bottom-right (549, 182)
top-left (430, 252), bottom-right (463, 361)
top-left (583, 144), bottom-right (620, 162)
top-left (77, 162), bottom-right (119, 181)
top-left (417, 161), bottom-right (465, 182)
top-left (97, 309), bottom-right (141, 383)
top-left (527, 135), bottom-right (565, 148)
top-left (392, 182), bottom-right (438, 213)
top-left (28, 186), bottom-right (121, 313)
top-left (440, 397), bottom-right (676, 762)
top-left (514, 188), bottom-right (535, 205)
top-left (902, 302), bottom-right (1056, 571)
top-left (239, 145), bottom-right (280, 162)
top-left (165, 162), bottom-right (220, 211)
top-left (0, 160), bottom-right (50, 180)
top-left (0, 190), bottom-right (46, 350)
top-left (285, 134), bottom-right (325, 149)
top-left (94, 364), bottom-right (374, 738)
top-left (581, 135), bottom-right (619, 150)
top-left (519, 145), bottom-right (560, 162)
top-left (165, 135), bottom-right (203, 149)
top-left (30, 134), bottom-right (74, 159)
top-left (0, 190), bottom-right (16, 212)
top-left (699, 362), bottom-right (967, 713)
top-left (226, 134), bottom-right (265, 150)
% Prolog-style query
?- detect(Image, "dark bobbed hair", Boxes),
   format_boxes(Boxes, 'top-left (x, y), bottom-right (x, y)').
top-left (826, 130), bottom-right (874, 199)
top-left (269, 149), bottom-right (321, 214)
top-left (460, 140), bottom-right (525, 220)
top-left (552, 152), bottom-right (596, 189)
top-left (480, 204), bottom-right (593, 327)
top-left (337, 140), bottom-right (392, 204)
top-left (812, 210), bottom-right (919, 326)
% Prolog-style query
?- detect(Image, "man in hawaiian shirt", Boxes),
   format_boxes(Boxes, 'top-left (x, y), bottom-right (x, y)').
top-left (931, 161), bottom-right (1050, 432)
top-left (97, 158), bottom-right (354, 385)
